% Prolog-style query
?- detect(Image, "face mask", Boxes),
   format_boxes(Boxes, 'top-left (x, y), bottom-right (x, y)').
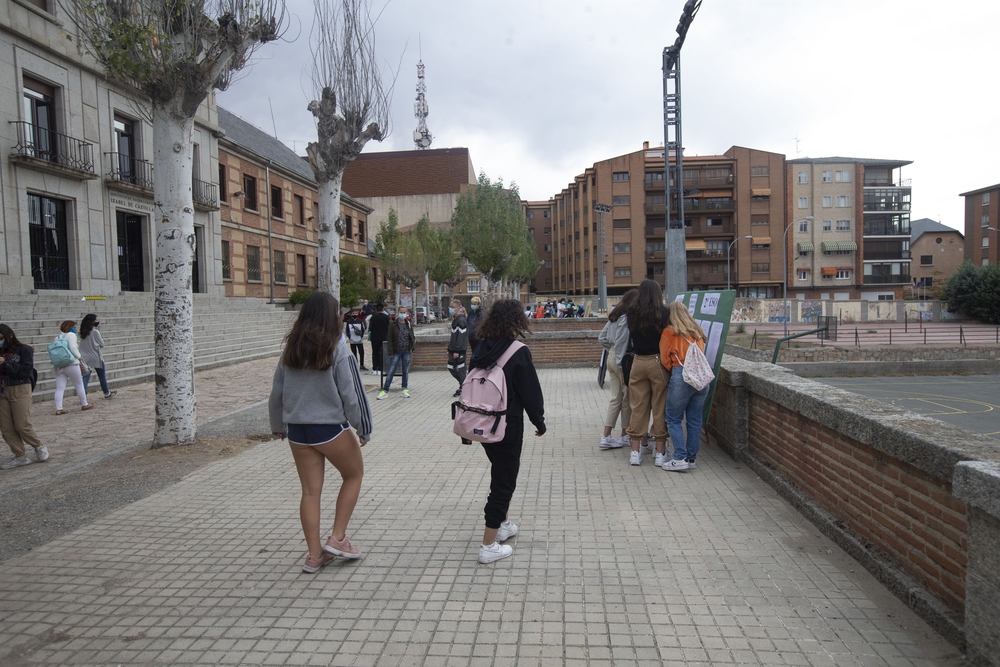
top-left (448, 307), bottom-right (455, 316)
top-left (0, 341), bottom-right (5, 348)
top-left (398, 314), bottom-right (407, 321)
top-left (471, 305), bottom-right (478, 311)
top-left (94, 322), bottom-right (100, 327)
top-left (69, 328), bottom-right (78, 334)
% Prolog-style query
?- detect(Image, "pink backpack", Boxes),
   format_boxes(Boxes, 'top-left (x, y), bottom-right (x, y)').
top-left (452, 341), bottom-right (525, 443)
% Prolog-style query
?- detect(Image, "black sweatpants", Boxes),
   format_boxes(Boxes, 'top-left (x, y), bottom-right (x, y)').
top-left (371, 339), bottom-right (385, 372)
top-left (350, 343), bottom-right (365, 368)
top-left (480, 431), bottom-right (524, 529)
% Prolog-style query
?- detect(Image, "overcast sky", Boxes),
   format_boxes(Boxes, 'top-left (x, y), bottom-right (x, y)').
top-left (218, 0), bottom-right (998, 232)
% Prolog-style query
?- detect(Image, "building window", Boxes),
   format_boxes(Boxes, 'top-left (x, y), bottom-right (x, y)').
top-left (613, 195), bottom-right (631, 206)
top-left (751, 241), bottom-right (770, 249)
top-left (612, 219), bottom-right (630, 228)
top-left (544, 244), bottom-right (551, 252)
top-left (706, 218), bottom-right (723, 227)
top-left (218, 164), bottom-right (227, 201)
top-left (752, 218), bottom-right (768, 225)
top-left (345, 216), bottom-right (353, 239)
top-left (821, 171), bottom-right (832, 183)
top-left (28, 193), bottom-right (70, 290)
top-left (527, 211), bottom-right (535, 219)
top-left (920, 255), bottom-right (933, 266)
top-left (983, 237), bottom-right (990, 248)
top-left (294, 194), bottom-right (305, 225)
top-left (983, 214), bottom-right (989, 227)
top-left (545, 260), bottom-right (552, 268)
top-left (613, 267), bottom-right (631, 277)
top-left (822, 196), bottom-right (832, 208)
top-left (751, 263), bottom-right (769, 273)
top-left (297, 254), bottom-right (307, 285)
top-left (247, 245), bottom-right (261, 281)
top-left (984, 258), bottom-right (990, 266)
top-left (645, 171), bottom-right (666, 187)
top-left (274, 250), bottom-right (286, 284)
top-left (544, 210), bottom-right (550, 218)
top-left (798, 197), bottom-right (808, 209)
top-left (836, 269), bottom-right (851, 279)
top-left (983, 193), bottom-right (990, 206)
top-left (797, 270), bottom-right (808, 280)
top-left (647, 241), bottom-right (665, 252)
top-left (612, 171), bottom-right (630, 181)
top-left (835, 170), bottom-right (851, 183)
top-left (823, 220), bottom-right (832, 232)
top-left (221, 240), bottom-right (231, 279)
top-left (836, 195), bottom-right (851, 207)
top-left (613, 243), bottom-right (631, 253)
top-left (750, 166), bottom-right (769, 177)
top-left (836, 219), bottom-right (851, 231)
top-left (467, 278), bottom-right (480, 293)
top-left (705, 168), bottom-right (727, 179)
top-left (357, 219), bottom-right (365, 243)
top-left (797, 172), bottom-right (808, 184)
top-left (270, 185), bottom-right (283, 218)
top-left (242, 175), bottom-right (258, 210)
top-left (798, 220), bottom-right (808, 232)
top-left (543, 226), bottom-right (551, 235)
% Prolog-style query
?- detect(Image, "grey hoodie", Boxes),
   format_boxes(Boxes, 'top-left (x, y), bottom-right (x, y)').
top-left (598, 315), bottom-right (630, 366)
top-left (269, 341), bottom-right (373, 440)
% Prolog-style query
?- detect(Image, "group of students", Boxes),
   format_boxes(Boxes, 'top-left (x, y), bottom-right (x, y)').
top-left (598, 279), bottom-right (709, 471)
top-left (529, 298), bottom-right (584, 319)
top-left (269, 292), bottom-right (543, 572)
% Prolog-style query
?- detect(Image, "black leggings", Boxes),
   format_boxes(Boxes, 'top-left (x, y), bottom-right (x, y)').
top-left (350, 343), bottom-right (365, 368)
top-left (481, 434), bottom-right (523, 529)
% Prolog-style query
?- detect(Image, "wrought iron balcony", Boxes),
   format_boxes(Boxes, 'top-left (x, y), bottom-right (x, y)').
top-left (192, 178), bottom-right (219, 209)
top-left (863, 273), bottom-right (911, 285)
top-left (10, 121), bottom-right (96, 177)
top-left (105, 152), bottom-right (154, 190)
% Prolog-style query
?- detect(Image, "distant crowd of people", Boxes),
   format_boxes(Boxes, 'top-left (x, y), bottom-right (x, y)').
top-left (526, 298), bottom-right (586, 318)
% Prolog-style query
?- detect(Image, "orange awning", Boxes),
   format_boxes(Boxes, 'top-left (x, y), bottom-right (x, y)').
top-left (694, 189), bottom-right (733, 198)
top-left (751, 188), bottom-right (772, 197)
top-left (685, 239), bottom-right (707, 251)
top-left (821, 267), bottom-right (837, 277)
top-left (752, 237), bottom-right (772, 245)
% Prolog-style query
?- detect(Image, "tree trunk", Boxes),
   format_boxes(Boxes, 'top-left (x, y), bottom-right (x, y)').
top-left (317, 173), bottom-right (343, 299)
top-left (151, 108), bottom-right (197, 447)
top-left (395, 282), bottom-right (401, 306)
top-left (424, 270), bottom-right (430, 311)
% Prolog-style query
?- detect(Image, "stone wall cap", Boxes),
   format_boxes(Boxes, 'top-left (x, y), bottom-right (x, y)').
top-left (954, 460), bottom-right (1000, 518)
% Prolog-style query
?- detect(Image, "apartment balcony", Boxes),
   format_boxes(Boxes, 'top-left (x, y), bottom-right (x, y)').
top-left (863, 250), bottom-right (910, 261)
top-left (105, 152), bottom-right (154, 194)
top-left (192, 178), bottom-right (219, 210)
top-left (863, 273), bottom-right (911, 285)
top-left (645, 226), bottom-right (666, 237)
top-left (863, 188), bottom-right (911, 213)
top-left (9, 121), bottom-right (97, 179)
top-left (863, 217), bottom-right (910, 236)
top-left (685, 249), bottom-right (726, 260)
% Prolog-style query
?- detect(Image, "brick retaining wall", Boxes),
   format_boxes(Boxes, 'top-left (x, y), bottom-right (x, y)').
top-left (411, 330), bottom-right (600, 368)
top-left (726, 343), bottom-right (1000, 364)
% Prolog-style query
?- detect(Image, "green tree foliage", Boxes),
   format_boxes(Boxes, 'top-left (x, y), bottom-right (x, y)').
top-left (429, 227), bottom-right (464, 291)
top-left (338, 254), bottom-right (372, 308)
top-left (372, 209), bottom-right (404, 288)
top-left (396, 232), bottom-right (426, 293)
top-left (941, 262), bottom-right (1000, 324)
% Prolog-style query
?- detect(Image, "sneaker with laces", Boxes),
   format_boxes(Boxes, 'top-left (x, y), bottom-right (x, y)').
top-left (478, 541), bottom-right (513, 563)
top-left (661, 458), bottom-right (690, 472)
top-left (401, 389), bottom-right (411, 398)
top-left (496, 520), bottom-right (518, 542)
top-left (377, 390), bottom-right (388, 400)
top-left (686, 459), bottom-right (697, 469)
top-left (0, 456), bottom-right (32, 470)
top-left (654, 452), bottom-right (666, 467)
top-left (324, 534), bottom-right (361, 559)
top-left (34, 446), bottom-right (49, 462)
top-left (302, 552), bottom-right (336, 573)
top-left (599, 435), bottom-right (621, 449)
top-left (618, 434), bottom-right (631, 447)
top-left (104, 391), bottom-right (117, 398)
top-left (640, 440), bottom-right (654, 456)
top-left (629, 450), bottom-right (641, 466)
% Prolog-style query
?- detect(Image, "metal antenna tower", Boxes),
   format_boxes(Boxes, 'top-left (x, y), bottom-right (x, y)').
top-left (413, 59), bottom-right (433, 149)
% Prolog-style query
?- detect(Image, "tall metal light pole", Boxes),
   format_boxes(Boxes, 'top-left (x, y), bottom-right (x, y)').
top-left (727, 235), bottom-right (753, 291)
top-left (594, 203), bottom-right (611, 311)
top-left (783, 216), bottom-right (813, 336)
top-left (662, 0), bottom-right (703, 301)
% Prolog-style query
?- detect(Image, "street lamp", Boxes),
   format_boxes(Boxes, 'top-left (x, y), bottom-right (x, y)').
top-left (783, 216), bottom-right (814, 336)
top-left (594, 203), bottom-right (612, 312)
top-left (727, 235), bottom-right (753, 291)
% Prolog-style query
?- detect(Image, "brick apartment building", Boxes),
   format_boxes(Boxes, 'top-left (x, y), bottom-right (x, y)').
top-left (787, 157), bottom-right (913, 300)
top-left (217, 108), bottom-right (374, 300)
top-left (959, 183), bottom-right (1000, 268)
top-left (909, 218), bottom-right (964, 297)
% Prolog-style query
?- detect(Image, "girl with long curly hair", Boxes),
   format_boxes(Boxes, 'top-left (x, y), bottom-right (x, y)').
top-left (623, 279), bottom-right (671, 466)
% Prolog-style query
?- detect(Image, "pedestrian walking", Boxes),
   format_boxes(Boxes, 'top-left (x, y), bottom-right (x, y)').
top-left (368, 303), bottom-right (390, 376)
top-left (0, 324), bottom-right (46, 469)
top-left (466, 296), bottom-right (483, 354)
top-left (447, 300), bottom-right (469, 397)
top-left (660, 301), bottom-right (711, 472)
top-left (597, 290), bottom-right (637, 450)
top-left (52, 320), bottom-right (93, 415)
top-left (345, 308), bottom-right (368, 370)
top-left (466, 299), bottom-right (545, 564)
top-left (624, 280), bottom-right (670, 466)
top-left (269, 291), bottom-right (373, 573)
top-left (78, 314), bottom-right (117, 399)
top-left (377, 306), bottom-right (415, 399)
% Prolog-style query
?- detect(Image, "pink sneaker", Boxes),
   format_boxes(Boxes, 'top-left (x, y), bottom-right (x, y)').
top-left (302, 552), bottom-right (336, 573)
top-left (324, 534), bottom-right (361, 559)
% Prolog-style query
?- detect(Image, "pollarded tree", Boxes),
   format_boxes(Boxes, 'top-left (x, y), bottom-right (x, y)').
top-left (306, 0), bottom-right (394, 299)
top-left (66, 0), bottom-right (285, 446)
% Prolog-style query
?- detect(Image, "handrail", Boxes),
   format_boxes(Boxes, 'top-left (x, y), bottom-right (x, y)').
top-left (105, 152), bottom-right (154, 189)
top-left (771, 326), bottom-right (829, 364)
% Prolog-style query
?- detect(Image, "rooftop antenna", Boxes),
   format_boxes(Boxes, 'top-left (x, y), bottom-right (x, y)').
top-left (268, 98), bottom-right (278, 139)
top-left (793, 133), bottom-right (801, 156)
top-left (413, 35), bottom-right (433, 149)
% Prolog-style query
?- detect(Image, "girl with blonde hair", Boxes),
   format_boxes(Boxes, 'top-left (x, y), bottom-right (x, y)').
top-left (659, 301), bottom-right (710, 472)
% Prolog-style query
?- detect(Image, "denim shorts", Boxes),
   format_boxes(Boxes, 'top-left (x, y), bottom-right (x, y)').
top-left (287, 422), bottom-right (350, 446)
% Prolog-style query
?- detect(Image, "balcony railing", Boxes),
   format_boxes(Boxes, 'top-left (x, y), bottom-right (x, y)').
top-left (192, 178), bottom-right (218, 208)
top-left (864, 220), bottom-right (910, 236)
top-left (106, 152), bottom-right (154, 189)
top-left (863, 250), bottom-right (910, 261)
top-left (10, 121), bottom-right (96, 175)
top-left (863, 274), bottom-right (911, 285)
top-left (863, 202), bottom-right (911, 212)
top-left (686, 249), bottom-right (726, 259)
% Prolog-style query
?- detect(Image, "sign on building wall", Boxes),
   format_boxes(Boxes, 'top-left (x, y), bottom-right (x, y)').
top-left (109, 193), bottom-right (154, 215)
top-left (674, 289), bottom-right (736, 422)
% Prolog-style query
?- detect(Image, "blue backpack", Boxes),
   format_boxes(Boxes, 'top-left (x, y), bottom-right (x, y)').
top-left (47, 335), bottom-right (75, 368)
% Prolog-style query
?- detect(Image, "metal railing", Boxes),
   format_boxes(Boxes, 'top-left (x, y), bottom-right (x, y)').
top-left (862, 274), bottom-right (911, 285)
top-left (192, 178), bottom-right (218, 208)
top-left (105, 152), bottom-right (154, 189)
top-left (10, 121), bottom-right (95, 174)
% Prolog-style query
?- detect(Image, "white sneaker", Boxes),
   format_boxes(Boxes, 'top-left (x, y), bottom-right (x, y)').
top-left (686, 459), bottom-right (697, 469)
top-left (618, 434), bottom-right (631, 447)
top-left (629, 451), bottom-right (641, 466)
top-left (401, 389), bottom-right (411, 398)
top-left (0, 456), bottom-right (31, 470)
top-left (661, 458), bottom-right (690, 472)
top-left (35, 446), bottom-right (49, 462)
top-left (377, 391), bottom-right (388, 400)
top-left (654, 452), bottom-right (666, 467)
top-left (640, 441), bottom-right (654, 456)
top-left (478, 541), bottom-right (513, 563)
top-left (599, 435), bottom-right (622, 449)
top-left (497, 520), bottom-right (518, 542)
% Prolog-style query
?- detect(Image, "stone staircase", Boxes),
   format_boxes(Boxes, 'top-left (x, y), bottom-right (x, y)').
top-left (0, 294), bottom-right (298, 402)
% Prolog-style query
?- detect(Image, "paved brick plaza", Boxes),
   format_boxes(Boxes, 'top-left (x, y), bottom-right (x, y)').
top-left (0, 362), bottom-right (963, 666)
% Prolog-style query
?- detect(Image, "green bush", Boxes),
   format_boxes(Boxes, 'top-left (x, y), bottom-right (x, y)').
top-left (941, 262), bottom-right (1000, 324)
top-left (289, 289), bottom-right (313, 306)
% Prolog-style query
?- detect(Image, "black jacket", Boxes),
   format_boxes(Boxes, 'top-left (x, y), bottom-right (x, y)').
top-left (448, 314), bottom-right (469, 353)
top-left (1, 344), bottom-right (36, 388)
top-left (368, 312), bottom-right (390, 341)
top-left (467, 308), bottom-right (484, 351)
top-left (386, 319), bottom-right (416, 355)
top-left (470, 338), bottom-right (545, 437)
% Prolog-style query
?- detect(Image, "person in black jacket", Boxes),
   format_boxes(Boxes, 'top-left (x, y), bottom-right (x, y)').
top-left (0, 324), bottom-right (47, 469)
top-left (466, 295), bottom-right (483, 354)
top-left (446, 300), bottom-right (469, 397)
top-left (368, 303), bottom-right (391, 375)
top-left (468, 299), bottom-right (545, 564)
top-left (345, 308), bottom-right (368, 370)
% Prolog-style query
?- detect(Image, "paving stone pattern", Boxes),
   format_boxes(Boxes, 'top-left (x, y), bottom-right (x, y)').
top-left (0, 366), bottom-right (964, 666)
